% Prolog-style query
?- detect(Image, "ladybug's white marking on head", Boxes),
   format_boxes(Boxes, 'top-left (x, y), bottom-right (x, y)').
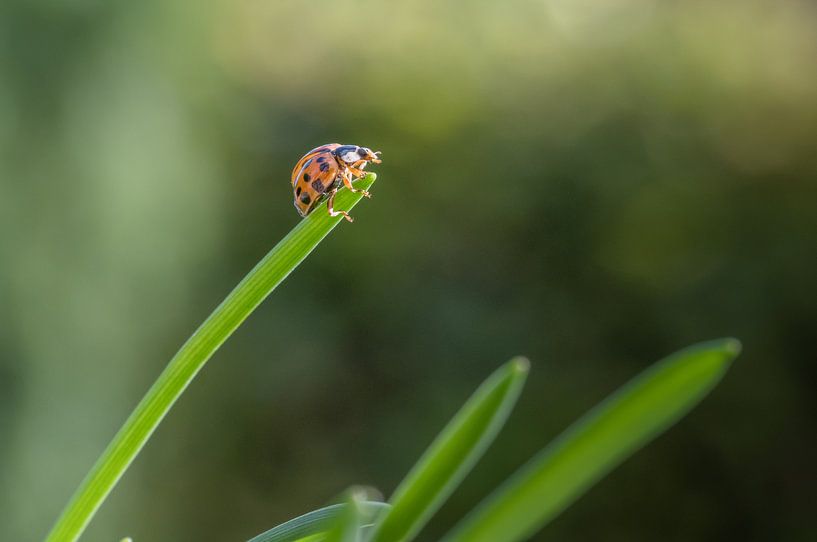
top-left (340, 149), bottom-right (363, 163)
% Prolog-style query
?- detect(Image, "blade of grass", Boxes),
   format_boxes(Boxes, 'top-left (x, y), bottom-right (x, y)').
top-left (324, 492), bottom-right (367, 542)
top-left (45, 175), bottom-right (377, 542)
top-left (442, 338), bottom-right (741, 542)
top-left (369, 357), bottom-right (529, 542)
top-left (247, 501), bottom-right (390, 542)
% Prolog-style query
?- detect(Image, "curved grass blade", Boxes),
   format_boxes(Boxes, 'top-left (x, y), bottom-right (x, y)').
top-left (369, 357), bottom-right (529, 542)
top-left (323, 492), bottom-right (367, 542)
top-left (248, 501), bottom-right (390, 542)
top-left (442, 338), bottom-right (741, 542)
top-left (45, 175), bottom-right (377, 542)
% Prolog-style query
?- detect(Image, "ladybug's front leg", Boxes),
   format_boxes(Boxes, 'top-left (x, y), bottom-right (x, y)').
top-left (326, 189), bottom-right (353, 222)
top-left (341, 170), bottom-right (372, 199)
top-left (348, 160), bottom-right (370, 179)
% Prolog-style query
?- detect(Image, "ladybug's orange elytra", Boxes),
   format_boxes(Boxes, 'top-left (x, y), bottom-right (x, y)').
top-left (290, 143), bottom-right (381, 222)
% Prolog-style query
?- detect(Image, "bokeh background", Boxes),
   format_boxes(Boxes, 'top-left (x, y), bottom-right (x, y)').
top-left (1, 0), bottom-right (816, 540)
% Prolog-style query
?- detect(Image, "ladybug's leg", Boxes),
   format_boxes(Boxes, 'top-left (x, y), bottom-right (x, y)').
top-left (341, 170), bottom-right (372, 198)
top-left (348, 160), bottom-right (369, 178)
top-left (326, 189), bottom-right (353, 222)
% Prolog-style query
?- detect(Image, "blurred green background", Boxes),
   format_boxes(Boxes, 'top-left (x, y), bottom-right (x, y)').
top-left (1, 0), bottom-right (816, 540)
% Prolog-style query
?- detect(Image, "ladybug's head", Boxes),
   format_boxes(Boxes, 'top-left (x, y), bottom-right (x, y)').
top-left (334, 145), bottom-right (382, 166)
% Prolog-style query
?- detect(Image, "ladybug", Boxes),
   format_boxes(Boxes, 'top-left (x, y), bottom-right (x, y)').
top-left (291, 143), bottom-right (382, 222)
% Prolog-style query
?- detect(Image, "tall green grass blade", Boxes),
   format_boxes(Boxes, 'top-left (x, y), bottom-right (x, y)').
top-left (247, 501), bottom-right (390, 542)
top-left (370, 357), bottom-right (529, 542)
top-left (45, 175), bottom-right (377, 542)
top-left (443, 338), bottom-right (741, 542)
top-left (323, 493), bottom-right (367, 542)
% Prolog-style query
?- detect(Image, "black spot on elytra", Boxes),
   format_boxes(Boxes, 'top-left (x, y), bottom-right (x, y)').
top-left (311, 179), bottom-right (324, 192)
top-left (316, 156), bottom-right (326, 163)
top-left (319, 162), bottom-right (330, 172)
top-left (303, 172), bottom-right (311, 182)
top-left (296, 186), bottom-right (302, 196)
top-left (300, 193), bottom-right (311, 205)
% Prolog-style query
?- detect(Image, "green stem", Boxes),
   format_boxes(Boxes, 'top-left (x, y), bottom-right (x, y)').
top-left (45, 174), bottom-right (377, 542)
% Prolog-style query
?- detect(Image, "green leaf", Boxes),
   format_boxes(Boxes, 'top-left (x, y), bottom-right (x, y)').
top-left (247, 501), bottom-right (390, 542)
top-left (45, 175), bottom-right (377, 542)
top-left (369, 357), bottom-right (529, 542)
top-left (442, 338), bottom-right (741, 542)
top-left (323, 493), bottom-right (367, 542)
